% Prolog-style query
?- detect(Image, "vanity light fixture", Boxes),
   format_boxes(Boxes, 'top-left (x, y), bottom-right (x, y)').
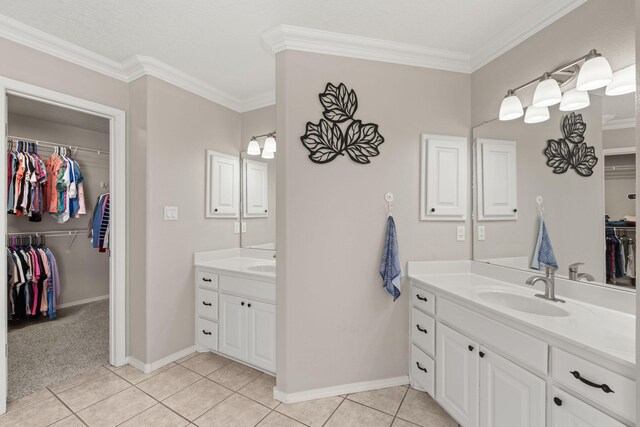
top-left (606, 64), bottom-right (636, 96)
top-left (524, 106), bottom-right (550, 124)
top-left (576, 50), bottom-right (613, 91)
top-left (532, 73), bottom-right (562, 108)
top-left (559, 89), bottom-right (590, 111)
top-left (499, 90), bottom-right (524, 121)
top-left (247, 132), bottom-right (277, 157)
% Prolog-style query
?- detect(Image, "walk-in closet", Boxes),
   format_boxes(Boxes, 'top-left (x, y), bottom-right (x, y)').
top-left (6, 95), bottom-right (111, 401)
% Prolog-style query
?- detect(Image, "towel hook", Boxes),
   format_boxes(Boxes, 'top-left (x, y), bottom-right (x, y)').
top-left (385, 193), bottom-right (394, 216)
top-left (536, 196), bottom-right (544, 216)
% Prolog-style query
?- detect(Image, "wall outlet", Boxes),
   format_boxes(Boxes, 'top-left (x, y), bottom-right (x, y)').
top-left (163, 206), bottom-right (178, 221)
top-left (241, 222), bottom-right (247, 233)
top-left (478, 225), bottom-right (486, 241)
top-left (234, 222), bottom-right (240, 234)
top-left (456, 225), bottom-right (465, 241)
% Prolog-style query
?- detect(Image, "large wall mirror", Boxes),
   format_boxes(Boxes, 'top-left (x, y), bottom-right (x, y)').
top-left (473, 60), bottom-right (635, 291)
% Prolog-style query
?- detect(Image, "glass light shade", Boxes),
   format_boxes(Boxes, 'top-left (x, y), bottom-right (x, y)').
top-left (532, 78), bottom-right (562, 107)
top-left (559, 89), bottom-right (590, 111)
top-left (247, 138), bottom-right (260, 155)
top-left (576, 55), bottom-right (613, 91)
top-left (524, 106), bottom-right (550, 124)
top-left (499, 94), bottom-right (523, 121)
top-left (261, 149), bottom-right (274, 159)
top-left (606, 64), bottom-right (636, 96)
top-left (263, 136), bottom-right (277, 153)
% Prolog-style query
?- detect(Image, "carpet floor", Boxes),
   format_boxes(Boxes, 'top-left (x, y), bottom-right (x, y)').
top-left (8, 299), bottom-right (109, 401)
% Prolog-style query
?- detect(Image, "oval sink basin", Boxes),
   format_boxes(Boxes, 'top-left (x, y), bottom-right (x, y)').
top-left (477, 291), bottom-right (570, 317)
top-left (247, 264), bottom-right (276, 273)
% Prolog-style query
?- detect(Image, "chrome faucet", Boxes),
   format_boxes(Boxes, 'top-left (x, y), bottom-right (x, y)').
top-left (525, 266), bottom-right (565, 303)
top-left (568, 262), bottom-right (594, 282)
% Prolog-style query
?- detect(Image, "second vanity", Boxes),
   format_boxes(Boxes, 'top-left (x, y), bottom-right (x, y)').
top-left (408, 260), bottom-right (635, 427)
top-left (193, 249), bottom-right (276, 373)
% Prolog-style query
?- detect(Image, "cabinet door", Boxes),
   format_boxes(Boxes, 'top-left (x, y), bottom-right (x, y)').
top-left (551, 387), bottom-right (626, 427)
top-left (243, 159), bottom-right (269, 218)
top-left (206, 150), bottom-right (239, 218)
top-left (247, 300), bottom-right (276, 372)
top-left (477, 139), bottom-right (517, 220)
top-left (219, 293), bottom-right (247, 360)
top-left (421, 134), bottom-right (468, 220)
top-left (479, 348), bottom-right (545, 427)
top-left (436, 322), bottom-right (478, 427)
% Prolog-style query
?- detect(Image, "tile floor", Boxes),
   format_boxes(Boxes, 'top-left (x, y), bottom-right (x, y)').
top-left (0, 352), bottom-right (458, 427)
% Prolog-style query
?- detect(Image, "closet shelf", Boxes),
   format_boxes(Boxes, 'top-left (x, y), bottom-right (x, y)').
top-left (7, 136), bottom-right (109, 156)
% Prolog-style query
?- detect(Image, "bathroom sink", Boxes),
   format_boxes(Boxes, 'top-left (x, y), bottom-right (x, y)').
top-left (247, 264), bottom-right (276, 273)
top-left (477, 290), bottom-right (570, 317)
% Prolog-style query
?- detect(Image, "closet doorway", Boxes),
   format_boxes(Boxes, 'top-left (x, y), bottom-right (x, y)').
top-left (0, 78), bottom-right (126, 414)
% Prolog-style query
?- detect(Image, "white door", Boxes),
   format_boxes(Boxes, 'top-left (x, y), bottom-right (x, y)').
top-left (479, 348), bottom-right (545, 427)
top-left (477, 139), bottom-right (518, 220)
top-left (247, 300), bottom-right (276, 372)
top-left (421, 134), bottom-right (467, 220)
top-left (207, 151), bottom-right (239, 218)
top-left (243, 159), bottom-right (269, 218)
top-left (436, 322), bottom-right (478, 427)
top-left (219, 293), bottom-right (247, 361)
top-left (551, 387), bottom-right (626, 427)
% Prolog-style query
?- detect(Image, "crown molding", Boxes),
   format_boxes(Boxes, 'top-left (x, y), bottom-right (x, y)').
top-left (470, 0), bottom-right (587, 71)
top-left (602, 117), bottom-right (635, 131)
top-left (237, 91), bottom-right (277, 113)
top-left (261, 25), bottom-right (472, 73)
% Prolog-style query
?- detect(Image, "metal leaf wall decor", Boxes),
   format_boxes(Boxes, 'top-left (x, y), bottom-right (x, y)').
top-left (300, 83), bottom-right (385, 164)
top-left (543, 112), bottom-right (598, 177)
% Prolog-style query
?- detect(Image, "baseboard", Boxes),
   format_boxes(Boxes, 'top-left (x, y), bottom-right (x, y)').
top-left (273, 375), bottom-right (410, 404)
top-left (126, 356), bottom-right (150, 374)
top-left (126, 345), bottom-right (196, 374)
top-left (57, 294), bottom-right (109, 309)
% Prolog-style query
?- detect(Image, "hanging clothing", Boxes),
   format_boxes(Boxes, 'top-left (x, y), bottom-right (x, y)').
top-left (89, 193), bottom-right (110, 252)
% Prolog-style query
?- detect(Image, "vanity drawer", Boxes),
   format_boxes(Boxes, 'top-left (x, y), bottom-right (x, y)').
top-left (197, 288), bottom-right (218, 320)
top-left (197, 270), bottom-right (219, 289)
top-left (551, 387), bottom-right (626, 427)
top-left (220, 274), bottom-right (275, 302)
top-left (197, 317), bottom-right (218, 350)
top-left (411, 308), bottom-right (435, 356)
top-left (411, 287), bottom-right (435, 315)
top-left (552, 348), bottom-right (635, 422)
top-left (438, 298), bottom-right (548, 373)
top-left (411, 344), bottom-right (434, 396)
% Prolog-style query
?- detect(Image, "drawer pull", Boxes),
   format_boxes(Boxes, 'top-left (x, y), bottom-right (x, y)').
top-left (570, 371), bottom-right (615, 394)
top-left (416, 294), bottom-right (428, 302)
top-left (416, 362), bottom-right (427, 373)
top-left (202, 278), bottom-right (212, 282)
top-left (241, 301), bottom-right (245, 306)
top-left (416, 325), bottom-right (428, 334)
top-left (553, 397), bottom-right (562, 406)
top-left (468, 345), bottom-right (474, 352)
top-left (202, 330), bottom-right (212, 335)
top-left (202, 301), bottom-right (212, 306)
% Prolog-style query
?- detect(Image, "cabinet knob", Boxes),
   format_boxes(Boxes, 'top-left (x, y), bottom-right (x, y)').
top-left (202, 301), bottom-right (212, 306)
top-left (202, 330), bottom-right (212, 335)
top-left (553, 397), bottom-right (562, 406)
top-left (241, 301), bottom-right (245, 306)
top-left (248, 303), bottom-right (252, 308)
top-left (479, 351), bottom-right (485, 358)
top-left (430, 208), bottom-right (435, 213)
top-left (214, 208), bottom-right (218, 212)
top-left (468, 345), bottom-right (474, 352)
top-left (264, 210), bottom-right (268, 213)
top-left (513, 208), bottom-right (518, 213)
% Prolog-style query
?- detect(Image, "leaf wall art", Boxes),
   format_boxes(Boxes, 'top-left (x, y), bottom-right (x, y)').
top-left (300, 83), bottom-right (384, 164)
top-left (543, 112), bottom-right (598, 177)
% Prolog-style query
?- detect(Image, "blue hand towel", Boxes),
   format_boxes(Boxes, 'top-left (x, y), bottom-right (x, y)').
top-left (380, 216), bottom-right (403, 301)
top-left (531, 214), bottom-right (558, 271)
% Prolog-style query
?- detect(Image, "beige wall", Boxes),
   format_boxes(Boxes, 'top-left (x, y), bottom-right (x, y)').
top-left (474, 100), bottom-right (605, 282)
top-left (471, 0), bottom-right (635, 126)
top-left (604, 128), bottom-right (636, 149)
top-left (240, 106), bottom-right (277, 248)
top-left (276, 50), bottom-right (470, 393)
top-left (7, 113), bottom-right (110, 306)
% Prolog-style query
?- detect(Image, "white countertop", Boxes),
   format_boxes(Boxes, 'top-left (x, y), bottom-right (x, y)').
top-left (195, 256), bottom-right (276, 280)
top-left (410, 272), bottom-right (635, 369)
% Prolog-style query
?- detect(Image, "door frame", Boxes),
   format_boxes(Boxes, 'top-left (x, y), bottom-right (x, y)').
top-left (0, 77), bottom-right (127, 413)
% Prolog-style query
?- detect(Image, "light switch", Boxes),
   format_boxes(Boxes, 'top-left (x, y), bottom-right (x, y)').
top-left (456, 225), bottom-right (465, 241)
top-left (241, 222), bottom-right (247, 233)
top-left (478, 225), bottom-right (486, 241)
top-left (234, 222), bottom-right (240, 234)
top-left (164, 206), bottom-right (178, 221)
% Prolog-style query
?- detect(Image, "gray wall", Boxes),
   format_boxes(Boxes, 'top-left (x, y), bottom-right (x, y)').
top-left (276, 50), bottom-right (471, 393)
top-left (604, 128), bottom-right (635, 149)
top-left (240, 106), bottom-right (277, 248)
top-left (7, 113), bottom-right (110, 307)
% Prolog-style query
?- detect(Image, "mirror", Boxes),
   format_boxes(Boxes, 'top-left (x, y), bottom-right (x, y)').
top-left (240, 151), bottom-right (276, 250)
top-left (473, 81), bottom-right (635, 290)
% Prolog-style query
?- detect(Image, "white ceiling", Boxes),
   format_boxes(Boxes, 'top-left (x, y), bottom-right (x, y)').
top-left (0, 0), bottom-right (586, 111)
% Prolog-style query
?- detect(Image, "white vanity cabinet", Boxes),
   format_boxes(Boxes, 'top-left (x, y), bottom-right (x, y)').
top-left (206, 150), bottom-right (240, 218)
top-left (476, 138), bottom-right (518, 221)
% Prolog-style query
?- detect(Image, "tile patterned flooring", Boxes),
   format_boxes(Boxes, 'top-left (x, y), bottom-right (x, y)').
top-left (0, 352), bottom-right (458, 427)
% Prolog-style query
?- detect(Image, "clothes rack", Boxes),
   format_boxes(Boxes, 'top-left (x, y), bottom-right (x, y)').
top-left (7, 136), bottom-right (109, 156)
top-left (7, 229), bottom-right (86, 237)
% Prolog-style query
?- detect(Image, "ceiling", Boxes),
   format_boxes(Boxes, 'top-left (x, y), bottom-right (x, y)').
top-left (0, 0), bottom-right (587, 111)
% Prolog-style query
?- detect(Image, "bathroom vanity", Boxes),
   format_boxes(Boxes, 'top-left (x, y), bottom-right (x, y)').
top-left (408, 261), bottom-right (635, 427)
top-left (194, 249), bottom-right (276, 373)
